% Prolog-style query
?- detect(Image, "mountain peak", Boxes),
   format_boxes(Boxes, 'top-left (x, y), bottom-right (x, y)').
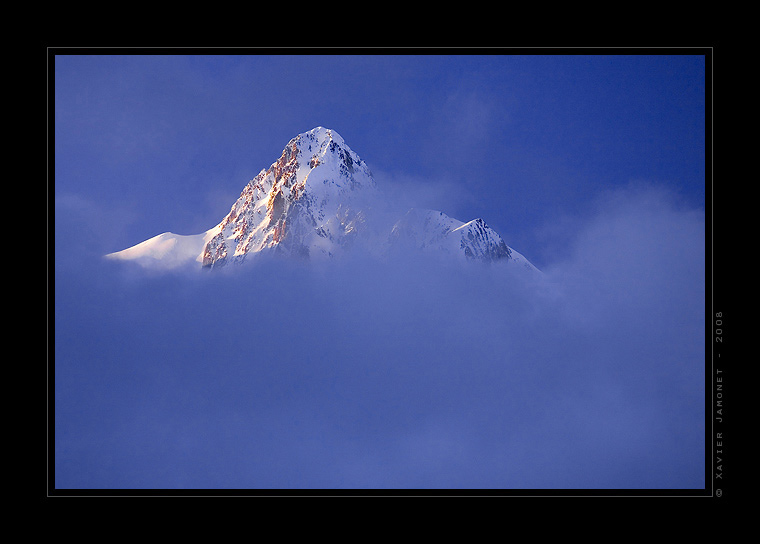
top-left (297, 126), bottom-right (344, 146)
top-left (200, 127), bottom-right (378, 267)
top-left (106, 128), bottom-right (539, 274)
top-left (388, 209), bottom-right (518, 264)
top-left (287, 127), bottom-right (349, 165)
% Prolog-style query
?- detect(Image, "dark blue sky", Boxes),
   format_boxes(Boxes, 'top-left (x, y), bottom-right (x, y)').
top-left (53, 52), bottom-right (707, 491)
top-left (54, 53), bottom-right (705, 269)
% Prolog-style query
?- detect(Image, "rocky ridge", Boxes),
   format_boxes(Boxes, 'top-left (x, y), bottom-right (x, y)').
top-left (106, 127), bottom-right (539, 273)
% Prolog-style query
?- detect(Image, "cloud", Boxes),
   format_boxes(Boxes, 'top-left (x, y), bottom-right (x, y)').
top-left (54, 183), bottom-right (705, 490)
top-left (368, 168), bottom-right (482, 229)
top-left (422, 88), bottom-right (509, 176)
top-left (55, 193), bottom-right (141, 269)
top-left (545, 183), bottom-right (705, 332)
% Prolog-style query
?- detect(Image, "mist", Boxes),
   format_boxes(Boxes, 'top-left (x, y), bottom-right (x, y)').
top-left (54, 183), bottom-right (705, 490)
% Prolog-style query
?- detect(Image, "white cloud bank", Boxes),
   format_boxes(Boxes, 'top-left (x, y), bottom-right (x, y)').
top-left (54, 183), bottom-right (705, 490)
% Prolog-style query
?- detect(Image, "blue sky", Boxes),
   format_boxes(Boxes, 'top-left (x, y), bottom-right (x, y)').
top-left (53, 51), bottom-right (707, 492)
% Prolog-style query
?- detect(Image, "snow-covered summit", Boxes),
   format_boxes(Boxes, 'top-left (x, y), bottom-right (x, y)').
top-left (199, 126), bottom-right (379, 267)
top-left (387, 208), bottom-right (539, 271)
top-left (106, 127), bottom-right (539, 273)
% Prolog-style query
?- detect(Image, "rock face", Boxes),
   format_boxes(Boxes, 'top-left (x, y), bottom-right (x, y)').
top-left (200, 127), bottom-right (379, 268)
top-left (106, 126), bottom-right (539, 273)
top-left (389, 209), bottom-right (512, 262)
